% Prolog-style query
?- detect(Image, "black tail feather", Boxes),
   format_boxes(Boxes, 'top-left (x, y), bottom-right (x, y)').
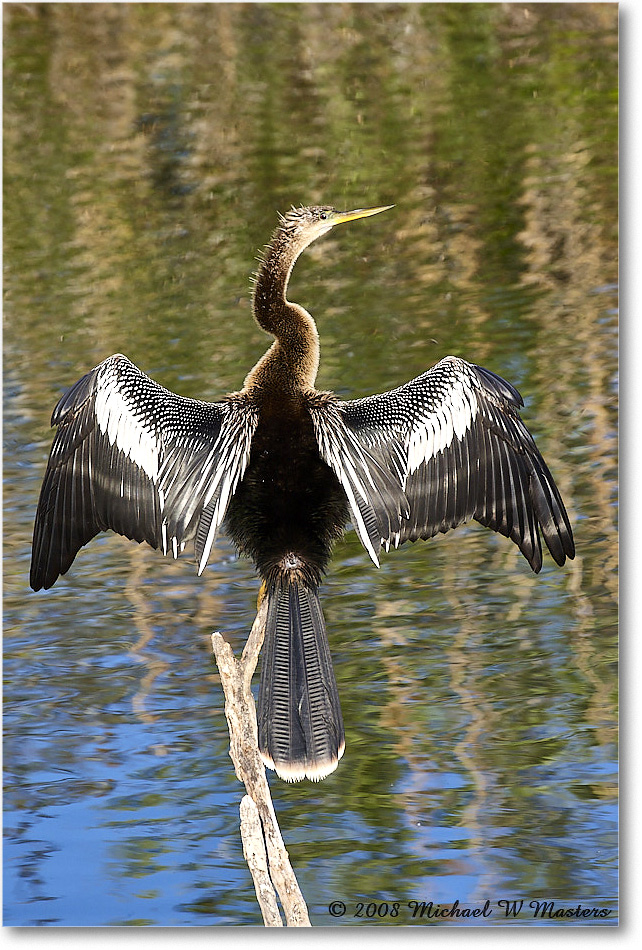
top-left (257, 580), bottom-right (344, 782)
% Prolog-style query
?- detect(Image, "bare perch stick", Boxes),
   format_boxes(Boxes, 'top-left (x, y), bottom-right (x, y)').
top-left (239, 794), bottom-right (282, 927)
top-left (211, 599), bottom-right (311, 927)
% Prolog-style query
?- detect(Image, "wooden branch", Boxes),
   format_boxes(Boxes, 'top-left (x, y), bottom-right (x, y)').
top-left (239, 795), bottom-right (282, 927)
top-left (211, 599), bottom-right (311, 927)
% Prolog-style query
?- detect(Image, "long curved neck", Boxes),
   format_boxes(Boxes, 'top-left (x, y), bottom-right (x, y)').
top-left (248, 230), bottom-right (320, 393)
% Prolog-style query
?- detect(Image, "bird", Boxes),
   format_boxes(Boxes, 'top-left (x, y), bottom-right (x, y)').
top-left (30, 204), bottom-right (575, 783)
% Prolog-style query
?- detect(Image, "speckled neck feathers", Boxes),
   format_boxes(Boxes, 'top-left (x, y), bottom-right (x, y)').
top-left (247, 217), bottom-right (322, 393)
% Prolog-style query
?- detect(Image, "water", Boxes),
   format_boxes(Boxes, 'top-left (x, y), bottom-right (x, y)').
top-left (3, 3), bottom-right (617, 927)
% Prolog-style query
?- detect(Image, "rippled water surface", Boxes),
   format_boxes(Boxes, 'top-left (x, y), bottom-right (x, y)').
top-left (4, 2), bottom-right (617, 928)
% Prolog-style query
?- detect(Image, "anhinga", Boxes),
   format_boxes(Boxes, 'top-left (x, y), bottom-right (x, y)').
top-left (30, 205), bottom-right (575, 782)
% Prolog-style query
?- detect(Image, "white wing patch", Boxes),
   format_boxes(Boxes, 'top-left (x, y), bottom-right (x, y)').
top-left (407, 376), bottom-right (477, 475)
top-left (94, 381), bottom-right (161, 483)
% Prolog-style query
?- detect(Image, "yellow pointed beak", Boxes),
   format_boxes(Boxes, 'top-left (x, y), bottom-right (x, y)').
top-left (331, 205), bottom-right (394, 227)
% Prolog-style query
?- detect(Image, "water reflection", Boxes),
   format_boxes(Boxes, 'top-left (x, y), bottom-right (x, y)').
top-left (4, 1), bottom-right (617, 927)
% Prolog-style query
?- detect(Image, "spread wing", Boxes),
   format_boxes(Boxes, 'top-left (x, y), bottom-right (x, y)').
top-left (30, 354), bottom-right (258, 590)
top-left (314, 357), bottom-right (574, 573)
top-left (309, 397), bottom-right (409, 566)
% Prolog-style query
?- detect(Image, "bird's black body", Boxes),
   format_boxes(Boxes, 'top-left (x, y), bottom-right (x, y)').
top-left (224, 392), bottom-right (349, 588)
top-left (30, 204), bottom-right (575, 782)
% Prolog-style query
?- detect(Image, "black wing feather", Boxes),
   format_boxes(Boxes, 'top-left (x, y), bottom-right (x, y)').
top-left (31, 354), bottom-right (257, 590)
top-left (327, 356), bottom-right (574, 573)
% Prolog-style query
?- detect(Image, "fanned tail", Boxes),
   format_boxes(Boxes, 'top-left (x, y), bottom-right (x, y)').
top-left (257, 579), bottom-right (344, 782)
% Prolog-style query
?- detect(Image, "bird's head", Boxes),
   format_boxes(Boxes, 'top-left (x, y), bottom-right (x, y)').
top-left (276, 204), bottom-right (393, 254)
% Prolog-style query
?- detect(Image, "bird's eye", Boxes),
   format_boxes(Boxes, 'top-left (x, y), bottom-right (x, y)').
top-left (319, 211), bottom-right (327, 220)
